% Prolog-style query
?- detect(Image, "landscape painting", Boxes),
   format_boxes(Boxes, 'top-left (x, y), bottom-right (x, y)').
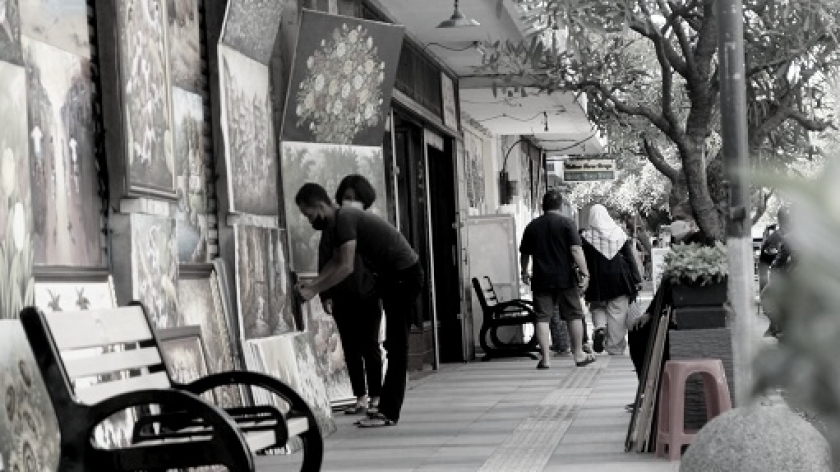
top-left (292, 332), bottom-right (337, 437)
top-left (167, 0), bottom-right (201, 91)
top-left (178, 267), bottom-right (242, 408)
top-left (280, 141), bottom-right (386, 274)
top-left (282, 10), bottom-right (404, 146)
top-left (304, 297), bottom-right (353, 404)
top-left (0, 321), bottom-right (60, 471)
top-left (0, 0), bottom-right (22, 64)
top-left (24, 37), bottom-right (104, 267)
top-left (172, 87), bottom-right (208, 263)
top-left (117, 0), bottom-right (176, 196)
top-left (131, 214), bottom-right (179, 329)
top-left (20, 0), bottom-right (90, 58)
top-left (219, 0), bottom-right (283, 65)
top-left (219, 44), bottom-right (278, 216)
top-left (246, 334), bottom-right (299, 414)
top-left (234, 226), bottom-right (296, 340)
top-left (0, 62), bottom-right (33, 320)
top-left (463, 130), bottom-right (485, 211)
top-left (158, 326), bottom-right (215, 403)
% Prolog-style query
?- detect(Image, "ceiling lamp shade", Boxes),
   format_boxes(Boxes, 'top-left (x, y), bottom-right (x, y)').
top-left (437, 0), bottom-right (480, 28)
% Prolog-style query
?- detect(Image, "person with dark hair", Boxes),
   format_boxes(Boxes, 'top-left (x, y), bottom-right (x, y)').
top-left (295, 182), bottom-right (423, 428)
top-left (520, 190), bottom-right (596, 369)
top-left (318, 175), bottom-right (383, 415)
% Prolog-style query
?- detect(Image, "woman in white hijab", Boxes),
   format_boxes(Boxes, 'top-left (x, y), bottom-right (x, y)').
top-left (581, 205), bottom-right (642, 355)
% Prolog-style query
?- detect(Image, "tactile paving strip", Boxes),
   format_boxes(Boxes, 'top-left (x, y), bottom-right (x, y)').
top-left (477, 358), bottom-right (611, 472)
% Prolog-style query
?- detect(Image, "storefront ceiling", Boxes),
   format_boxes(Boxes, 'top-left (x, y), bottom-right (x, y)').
top-left (376, 0), bottom-right (604, 154)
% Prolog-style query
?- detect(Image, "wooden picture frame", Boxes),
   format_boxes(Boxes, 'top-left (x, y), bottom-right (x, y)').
top-left (156, 325), bottom-right (216, 404)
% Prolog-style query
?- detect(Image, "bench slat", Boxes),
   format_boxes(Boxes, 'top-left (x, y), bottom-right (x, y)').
top-left (287, 417), bottom-right (310, 437)
top-left (76, 371), bottom-right (170, 405)
top-left (64, 347), bottom-right (162, 380)
top-left (45, 307), bottom-right (154, 350)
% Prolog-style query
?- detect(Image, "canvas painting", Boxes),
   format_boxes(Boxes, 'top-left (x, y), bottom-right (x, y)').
top-left (34, 276), bottom-right (115, 313)
top-left (167, 0), bottom-right (201, 92)
top-left (219, 0), bottom-right (283, 65)
top-left (292, 332), bottom-right (336, 437)
top-left (131, 214), bottom-right (179, 329)
top-left (173, 87), bottom-right (208, 263)
top-left (246, 334), bottom-right (299, 414)
top-left (0, 320), bottom-right (60, 470)
top-left (280, 141), bottom-right (387, 274)
top-left (177, 268), bottom-right (243, 408)
top-left (117, 0), bottom-right (176, 196)
top-left (464, 130), bottom-right (485, 211)
top-left (282, 10), bottom-right (404, 146)
top-left (219, 44), bottom-right (278, 216)
top-left (304, 296), bottom-right (353, 404)
top-left (0, 62), bottom-right (33, 320)
top-left (0, 0), bottom-right (21, 64)
top-left (24, 38), bottom-right (104, 267)
top-left (234, 226), bottom-right (296, 340)
top-left (441, 72), bottom-right (458, 130)
top-left (20, 0), bottom-right (90, 58)
top-left (158, 326), bottom-right (215, 403)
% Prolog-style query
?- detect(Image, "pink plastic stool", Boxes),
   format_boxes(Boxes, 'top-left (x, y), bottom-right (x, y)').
top-left (655, 359), bottom-right (732, 460)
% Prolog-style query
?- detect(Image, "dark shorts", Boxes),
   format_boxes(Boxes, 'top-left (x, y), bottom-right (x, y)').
top-left (533, 288), bottom-right (585, 323)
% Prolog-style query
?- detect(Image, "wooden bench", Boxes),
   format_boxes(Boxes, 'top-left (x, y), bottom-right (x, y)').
top-left (20, 302), bottom-right (323, 471)
top-left (471, 277), bottom-right (538, 361)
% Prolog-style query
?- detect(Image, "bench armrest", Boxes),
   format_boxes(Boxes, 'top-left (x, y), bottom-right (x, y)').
top-left (492, 300), bottom-right (537, 317)
top-left (88, 388), bottom-right (254, 471)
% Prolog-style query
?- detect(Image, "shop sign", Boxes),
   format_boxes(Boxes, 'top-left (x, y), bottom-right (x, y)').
top-left (563, 158), bottom-right (616, 182)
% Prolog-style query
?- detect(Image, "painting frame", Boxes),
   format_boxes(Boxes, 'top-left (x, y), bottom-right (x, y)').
top-left (20, 0), bottom-right (90, 58)
top-left (156, 324), bottom-right (216, 404)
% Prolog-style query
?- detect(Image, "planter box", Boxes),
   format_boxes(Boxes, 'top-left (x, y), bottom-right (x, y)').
top-left (673, 306), bottom-right (728, 330)
top-left (672, 281), bottom-right (727, 307)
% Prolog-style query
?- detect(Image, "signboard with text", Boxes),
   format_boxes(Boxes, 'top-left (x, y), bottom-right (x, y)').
top-left (563, 158), bottom-right (616, 182)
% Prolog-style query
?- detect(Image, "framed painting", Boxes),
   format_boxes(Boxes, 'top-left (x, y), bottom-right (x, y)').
top-left (219, 0), bottom-right (283, 65)
top-left (178, 264), bottom-right (243, 408)
top-left (303, 296), bottom-right (354, 405)
top-left (234, 226), bottom-right (297, 340)
top-left (281, 10), bottom-right (404, 146)
top-left (280, 141), bottom-right (387, 274)
top-left (0, 0), bottom-right (22, 64)
top-left (0, 320), bottom-right (60, 470)
top-left (167, 0), bottom-right (201, 92)
top-left (441, 72), bottom-right (458, 131)
top-left (33, 267), bottom-right (115, 313)
top-left (20, 0), bottom-right (90, 58)
top-left (172, 87), bottom-right (208, 263)
top-left (219, 44), bottom-right (278, 216)
top-left (23, 37), bottom-right (105, 267)
top-left (157, 325), bottom-right (216, 404)
top-left (0, 61), bottom-right (33, 320)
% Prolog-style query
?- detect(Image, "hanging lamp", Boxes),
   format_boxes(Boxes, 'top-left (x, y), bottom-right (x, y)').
top-left (437, 0), bottom-right (480, 28)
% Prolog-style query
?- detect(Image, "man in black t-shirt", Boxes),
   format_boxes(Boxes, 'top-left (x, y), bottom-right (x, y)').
top-left (295, 183), bottom-right (423, 428)
top-left (520, 191), bottom-right (595, 368)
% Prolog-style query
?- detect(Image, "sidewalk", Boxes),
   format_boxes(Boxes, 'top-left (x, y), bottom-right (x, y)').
top-left (259, 354), bottom-right (681, 471)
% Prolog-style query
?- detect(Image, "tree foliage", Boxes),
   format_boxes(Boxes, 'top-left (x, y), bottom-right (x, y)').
top-left (479, 0), bottom-right (840, 240)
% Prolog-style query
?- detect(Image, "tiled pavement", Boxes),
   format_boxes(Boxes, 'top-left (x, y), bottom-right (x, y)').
top-left (258, 353), bottom-right (681, 471)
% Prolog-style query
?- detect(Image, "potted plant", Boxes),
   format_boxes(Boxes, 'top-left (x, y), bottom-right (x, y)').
top-left (663, 241), bottom-right (729, 329)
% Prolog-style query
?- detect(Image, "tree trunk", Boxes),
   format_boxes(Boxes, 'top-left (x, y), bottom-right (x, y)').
top-left (681, 137), bottom-right (725, 240)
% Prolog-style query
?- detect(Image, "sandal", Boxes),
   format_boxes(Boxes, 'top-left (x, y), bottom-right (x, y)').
top-left (536, 361), bottom-right (550, 370)
top-left (356, 413), bottom-right (396, 428)
top-left (344, 404), bottom-right (367, 415)
top-left (575, 354), bottom-right (596, 367)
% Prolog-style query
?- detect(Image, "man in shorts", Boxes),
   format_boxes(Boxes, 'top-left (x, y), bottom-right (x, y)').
top-left (520, 190), bottom-right (596, 368)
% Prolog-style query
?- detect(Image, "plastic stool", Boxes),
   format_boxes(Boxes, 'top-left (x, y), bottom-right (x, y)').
top-left (655, 359), bottom-right (732, 460)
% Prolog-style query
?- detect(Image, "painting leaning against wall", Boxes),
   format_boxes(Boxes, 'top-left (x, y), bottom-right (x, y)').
top-left (24, 37), bottom-right (104, 267)
top-left (117, 0), bottom-right (176, 197)
top-left (280, 141), bottom-right (387, 274)
top-left (131, 214), bottom-right (179, 329)
top-left (0, 61), bottom-right (33, 320)
top-left (167, 0), bottom-right (201, 92)
top-left (172, 87), bottom-right (208, 263)
top-left (20, 0), bottom-right (90, 58)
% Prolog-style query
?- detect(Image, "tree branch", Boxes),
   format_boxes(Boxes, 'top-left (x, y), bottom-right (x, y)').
top-left (642, 137), bottom-right (680, 183)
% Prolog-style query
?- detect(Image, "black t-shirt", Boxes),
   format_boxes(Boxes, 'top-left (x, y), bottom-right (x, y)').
top-left (519, 213), bottom-right (582, 291)
top-left (333, 207), bottom-right (419, 274)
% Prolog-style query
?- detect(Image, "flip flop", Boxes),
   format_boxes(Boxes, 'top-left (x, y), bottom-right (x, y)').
top-left (356, 413), bottom-right (396, 428)
top-left (575, 354), bottom-right (596, 367)
top-left (536, 361), bottom-right (550, 370)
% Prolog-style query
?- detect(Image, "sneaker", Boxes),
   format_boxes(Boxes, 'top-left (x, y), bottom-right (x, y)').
top-left (593, 328), bottom-right (606, 353)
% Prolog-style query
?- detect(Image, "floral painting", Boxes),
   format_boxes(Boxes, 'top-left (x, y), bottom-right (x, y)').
top-left (0, 320), bottom-right (60, 471)
top-left (167, 0), bottom-right (201, 92)
top-left (234, 226), bottom-right (296, 340)
top-left (219, 0), bottom-right (283, 65)
top-left (172, 87), bottom-right (208, 263)
top-left (0, 0), bottom-right (22, 64)
top-left (282, 10), bottom-right (404, 146)
top-left (177, 267), bottom-right (242, 408)
top-left (280, 141), bottom-right (387, 274)
top-left (20, 0), bottom-right (90, 58)
top-left (0, 62), bottom-right (33, 320)
top-left (219, 44), bottom-right (278, 216)
top-left (118, 0), bottom-right (176, 196)
top-left (131, 214), bottom-right (179, 329)
top-left (304, 296), bottom-right (353, 404)
top-left (24, 38), bottom-right (104, 267)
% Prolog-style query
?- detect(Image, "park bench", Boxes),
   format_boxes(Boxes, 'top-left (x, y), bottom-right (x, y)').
top-left (471, 277), bottom-right (538, 361)
top-left (19, 302), bottom-right (323, 471)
